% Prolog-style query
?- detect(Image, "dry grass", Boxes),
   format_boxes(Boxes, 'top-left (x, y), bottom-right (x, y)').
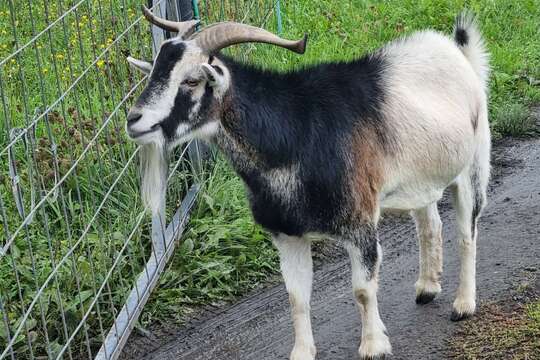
top-left (448, 277), bottom-right (540, 360)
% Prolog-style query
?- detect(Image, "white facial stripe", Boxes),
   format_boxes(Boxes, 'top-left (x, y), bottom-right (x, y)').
top-left (170, 120), bottom-right (220, 148)
top-left (188, 79), bottom-right (206, 121)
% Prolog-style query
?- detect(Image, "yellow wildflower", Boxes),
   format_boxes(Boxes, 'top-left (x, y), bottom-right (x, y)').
top-left (96, 60), bottom-right (105, 68)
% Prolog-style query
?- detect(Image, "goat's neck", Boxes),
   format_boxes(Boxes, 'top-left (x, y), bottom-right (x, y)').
top-left (214, 59), bottom-right (297, 170)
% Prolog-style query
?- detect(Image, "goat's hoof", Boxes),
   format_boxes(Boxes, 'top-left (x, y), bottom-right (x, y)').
top-left (290, 343), bottom-right (316, 360)
top-left (415, 291), bottom-right (438, 305)
top-left (360, 355), bottom-right (387, 360)
top-left (451, 298), bottom-right (476, 321)
top-left (450, 309), bottom-right (474, 322)
top-left (359, 334), bottom-right (392, 360)
top-left (415, 280), bottom-right (441, 305)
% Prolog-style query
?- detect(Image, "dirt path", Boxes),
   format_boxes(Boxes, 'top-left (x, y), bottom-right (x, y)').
top-left (124, 138), bottom-right (540, 359)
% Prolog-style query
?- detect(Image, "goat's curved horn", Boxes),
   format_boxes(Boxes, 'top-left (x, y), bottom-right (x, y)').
top-left (190, 22), bottom-right (307, 54)
top-left (141, 5), bottom-right (199, 39)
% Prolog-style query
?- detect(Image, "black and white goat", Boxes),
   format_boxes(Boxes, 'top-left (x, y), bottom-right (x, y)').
top-left (126, 7), bottom-right (490, 359)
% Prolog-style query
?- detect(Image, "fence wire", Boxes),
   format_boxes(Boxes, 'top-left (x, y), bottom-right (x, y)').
top-left (0, 0), bottom-right (280, 359)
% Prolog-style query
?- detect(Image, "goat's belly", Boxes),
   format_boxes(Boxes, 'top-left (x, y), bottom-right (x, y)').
top-left (379, 184), bottom-right (445, 211)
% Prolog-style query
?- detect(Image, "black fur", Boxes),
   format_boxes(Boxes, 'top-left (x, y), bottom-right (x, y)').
top-left (351, 225), bottom-right (379, 279)
top-left (470, 167), bottom-right (484, 239)
top-left (133, 39), bottom-right (391, 246)
top-left (137, 41), bottom-right (186, 106)
top-left (216, 53), bottom-right (391, 239)
top-left (212, 65), bottom-right (224, 75)
top-left (161, 83), bottom-right (216, 141)
top-left (455, 28), bottom-right (469, 46)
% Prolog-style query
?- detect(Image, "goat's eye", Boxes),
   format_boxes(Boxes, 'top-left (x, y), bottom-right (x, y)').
top-left (183, 79), bottom-right (200, 87)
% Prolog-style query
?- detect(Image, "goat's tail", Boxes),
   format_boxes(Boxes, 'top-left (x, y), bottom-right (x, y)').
top-left (453, 11), bottom-right (490, 89)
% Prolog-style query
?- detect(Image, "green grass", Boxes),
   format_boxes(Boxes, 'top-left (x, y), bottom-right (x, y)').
top-left (0, 0), bottom-right (539, 358)
top-left (249, 0), bottom-right (540, 136)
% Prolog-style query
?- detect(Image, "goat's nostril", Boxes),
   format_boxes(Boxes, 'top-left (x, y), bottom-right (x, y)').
top-left (127, 112), bottom-right (142, 125)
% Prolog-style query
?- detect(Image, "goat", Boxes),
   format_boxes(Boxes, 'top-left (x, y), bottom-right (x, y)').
top-left (126, 7), bottom-right (490, 359)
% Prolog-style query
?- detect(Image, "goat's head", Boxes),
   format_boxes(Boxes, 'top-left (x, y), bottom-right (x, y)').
top-left (126, 5), bottom-right (307, 148)
top-left (125, 6), bottom-right (306, 213)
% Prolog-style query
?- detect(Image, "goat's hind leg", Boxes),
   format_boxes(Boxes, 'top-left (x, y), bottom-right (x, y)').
top-left (345, 225), bottom-right (391, 359)
top-left (412, 202), bottom-right (443, 304)
top-left (450, 164), bottom-right (487, 321)
top-left (273, 234), bottom-right (316, 360)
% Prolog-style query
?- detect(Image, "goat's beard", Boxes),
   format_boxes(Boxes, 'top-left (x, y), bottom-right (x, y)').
top-left (139, 140), bottom-right (168, 215)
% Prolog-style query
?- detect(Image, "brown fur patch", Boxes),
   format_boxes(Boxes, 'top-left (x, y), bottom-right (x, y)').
top-left (354, 289), bottom-right (369, 307)
top-left (349, 127), bottom-right (385, 223)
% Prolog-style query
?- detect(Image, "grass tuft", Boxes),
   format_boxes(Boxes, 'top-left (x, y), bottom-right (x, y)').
top-left (492, 103), bottom-right (538, 137)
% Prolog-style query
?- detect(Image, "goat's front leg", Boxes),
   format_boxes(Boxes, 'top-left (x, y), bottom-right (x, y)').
top-left (273, 234), bottom-right (316, 360)
top-left (344, 226), bottom-right (391, 359)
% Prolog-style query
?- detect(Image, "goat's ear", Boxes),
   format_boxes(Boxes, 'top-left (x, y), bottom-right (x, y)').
top-left (127, 56), bottom-right (153, 74)
top-left (201, 63), bottom-right (225, 88)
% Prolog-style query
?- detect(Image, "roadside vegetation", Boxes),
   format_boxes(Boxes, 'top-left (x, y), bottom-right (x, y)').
top-left (0, 0), bottom-right (538, 358)
top-left (448, 276), bottom-right (540, 359)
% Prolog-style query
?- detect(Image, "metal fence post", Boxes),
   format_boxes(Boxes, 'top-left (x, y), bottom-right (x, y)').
top-left (275, 0), bottom-right (283, 34)
top-left (94, 1), bottom-right (200, 359)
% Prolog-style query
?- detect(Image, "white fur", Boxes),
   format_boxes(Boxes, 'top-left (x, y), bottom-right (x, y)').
top-left (379, 30), bottom-right (482, 211)
top-left (139, 141), bottom-right (167, 214)
top-left (345, 241), bottom-right (392, 358)
top-left (412, 202), bottom-right (443, 297)
top-left (264, 164), bottom-right (301, 205)
top-left (454, 12), bottom-right (490, 88)
top-left (451, 168), bottom-right (479, 316)
top-left (170, 121), bottom-right (220, 148)
top-left (375, 23), bottom-right (490, 327)
top-left (273, 234), bottom-right (316, 360)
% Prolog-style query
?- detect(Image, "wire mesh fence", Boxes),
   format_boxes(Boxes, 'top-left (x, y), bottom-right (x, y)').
top-left (0, 0), bottom-right (280, 359)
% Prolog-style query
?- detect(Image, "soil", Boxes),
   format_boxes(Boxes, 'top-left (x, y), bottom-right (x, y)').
top-left (122, 136), bottom-right (540, 360)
